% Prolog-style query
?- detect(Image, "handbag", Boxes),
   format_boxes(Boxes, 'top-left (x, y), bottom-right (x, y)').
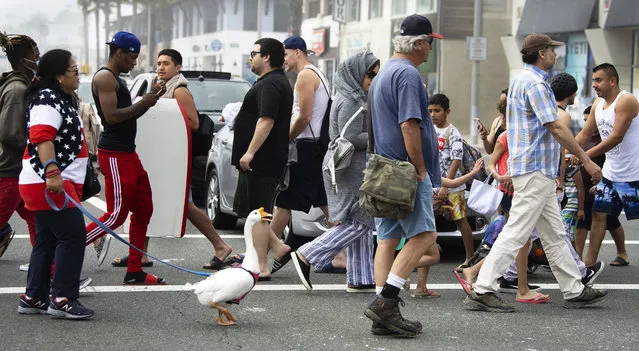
top-left (359, 98), bottom-right (417, 219)
top-left (81, 160), bottom-right (101, 201)
top-left (466, 174), bottom-right (503, 216)
top-left (323, 106), bottom-right (364, 193)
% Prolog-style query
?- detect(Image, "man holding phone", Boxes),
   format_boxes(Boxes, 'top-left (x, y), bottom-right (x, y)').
top-left (84, 31), bottom-right (168, 285)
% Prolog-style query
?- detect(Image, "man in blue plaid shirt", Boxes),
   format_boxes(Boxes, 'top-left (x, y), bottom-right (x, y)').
top-left (465, 33), bottom-right (608, 312)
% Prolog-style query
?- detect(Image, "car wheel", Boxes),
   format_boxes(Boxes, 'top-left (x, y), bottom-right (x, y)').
top-left (206, 169), bottom-right (237, 229)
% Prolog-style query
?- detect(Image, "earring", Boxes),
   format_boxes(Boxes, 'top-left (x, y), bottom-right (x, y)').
top-left (57, 79), bottom-right (62, 84)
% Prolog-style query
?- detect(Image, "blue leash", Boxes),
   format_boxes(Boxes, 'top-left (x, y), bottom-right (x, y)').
top-left (45, 190), bottom-right (211, 277)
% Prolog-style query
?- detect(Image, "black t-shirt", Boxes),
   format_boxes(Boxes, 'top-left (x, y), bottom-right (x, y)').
top-left (231, 69), bottom-right (293, 177)
top-left (93, 67), bottom-right (137, 152)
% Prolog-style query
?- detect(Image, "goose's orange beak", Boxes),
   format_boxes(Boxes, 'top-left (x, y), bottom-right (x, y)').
top-left (258, 207), bottom-right (273, 222)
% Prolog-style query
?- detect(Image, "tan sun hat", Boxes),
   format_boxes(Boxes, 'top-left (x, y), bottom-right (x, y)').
top-left (520, 33), bottom-right (564, 54)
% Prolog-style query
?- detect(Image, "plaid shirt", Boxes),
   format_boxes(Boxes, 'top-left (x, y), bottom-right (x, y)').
top-left (506, 64), bottom-right (560, 179)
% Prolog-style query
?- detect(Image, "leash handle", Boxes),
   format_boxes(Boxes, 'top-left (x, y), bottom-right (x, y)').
top-left (46, 189), bottom-right (210, 277)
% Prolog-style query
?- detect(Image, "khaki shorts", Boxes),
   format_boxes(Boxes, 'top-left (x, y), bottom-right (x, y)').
top-left (433, 190), bottom-right (467, 221)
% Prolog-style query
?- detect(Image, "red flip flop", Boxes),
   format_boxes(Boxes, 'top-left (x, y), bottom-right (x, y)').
top-left (453, 269), bottom-right (472, 295)
top-left (516, 292), bottom-right (550, 304)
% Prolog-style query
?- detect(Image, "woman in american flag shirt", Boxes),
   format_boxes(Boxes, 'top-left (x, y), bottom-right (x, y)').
top-left (17, 49), bottom-right (94, 320)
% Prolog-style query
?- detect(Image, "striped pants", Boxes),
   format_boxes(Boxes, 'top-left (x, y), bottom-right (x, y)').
top-left (298, 219), bottom-right (374, 286)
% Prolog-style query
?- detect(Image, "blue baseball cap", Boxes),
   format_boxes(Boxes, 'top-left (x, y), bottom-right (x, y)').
top-left (283, 36), bottom-right (315, 56)
top-left (107, 31), bottom-right (141, 54)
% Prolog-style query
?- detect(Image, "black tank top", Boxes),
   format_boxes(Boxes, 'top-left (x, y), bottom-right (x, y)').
top-left (494, 123), bottom-right (505, 142)
top-left (93, 67), bottom-right (136, 152)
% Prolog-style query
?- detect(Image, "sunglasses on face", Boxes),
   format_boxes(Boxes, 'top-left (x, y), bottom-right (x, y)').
top-left (424, 36), bottom-right (434, 45)
top-left (66, 67), bottom-right (79, 76)
top-left (250, 51), bottom-right (264, 59)
top-left (366, 70), bottom-right (377, 80)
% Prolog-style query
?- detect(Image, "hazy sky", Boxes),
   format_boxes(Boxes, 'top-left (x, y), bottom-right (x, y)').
top-left (1, 0), bottom-right (77, 27)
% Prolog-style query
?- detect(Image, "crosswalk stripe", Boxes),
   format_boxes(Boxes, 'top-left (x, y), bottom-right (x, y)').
top-left (1, 283), bottom-right (638, 295)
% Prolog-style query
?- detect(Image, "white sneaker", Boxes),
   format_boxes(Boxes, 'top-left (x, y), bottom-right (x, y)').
top-left (19, 263), bottom-right (29, 272)
top-left (96, 235), bottom-right (111, 266)
top-left (79, 277), bottom-right (93, 290)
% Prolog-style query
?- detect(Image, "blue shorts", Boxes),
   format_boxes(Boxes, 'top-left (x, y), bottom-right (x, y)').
top-left (375, 175), bottom-right (436, 240)
top-left (592, 177), bottom-right (639, 220)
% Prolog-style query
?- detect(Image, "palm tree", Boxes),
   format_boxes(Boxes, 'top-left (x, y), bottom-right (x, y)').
top-left (77, 0), bottom-right (92, 72)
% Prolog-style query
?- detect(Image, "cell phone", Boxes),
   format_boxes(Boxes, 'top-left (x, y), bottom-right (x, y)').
top-left (156, 87), bottom-right (165, 97)
top-left (565, 164), bottom-right (582, 178)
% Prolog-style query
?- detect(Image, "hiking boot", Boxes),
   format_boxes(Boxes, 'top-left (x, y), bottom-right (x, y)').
top-left (364, 296), bottom-right (422, 337)
top-left (47, 298), bottom-right (94, 320)
top-left (291, 251), bottom-right (312, 290)
top-left (498, 277), bottom-right (541, 294)
top-left (371, 322), bottom-right (401, 336)
top-left (581, 261), bottom-right (604, 286)
top-left (564, 285), bottom-right (608, 309)
top-left (464, 290), bottom-right (515, 313)
top-left (18, 294), bottom-right (48, 315)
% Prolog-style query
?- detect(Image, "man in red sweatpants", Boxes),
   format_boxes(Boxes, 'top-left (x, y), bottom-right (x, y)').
top-left (84, 31), bottom-right (167, 284)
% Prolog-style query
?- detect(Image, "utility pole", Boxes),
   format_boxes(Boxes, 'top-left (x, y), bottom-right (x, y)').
top-left (257, 0), bottom-right (262, 39)
top-left (469, 0), bottom-right (482, 145)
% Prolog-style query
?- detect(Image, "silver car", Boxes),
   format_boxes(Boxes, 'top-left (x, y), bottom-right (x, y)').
top-left (206, 124), bottom-right (489, 243)
top-left (205, 124), bottom-right (329, 237)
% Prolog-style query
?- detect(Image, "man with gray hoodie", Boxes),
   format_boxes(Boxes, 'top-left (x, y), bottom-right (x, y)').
top-left (0, 32), bottom-right (39, 257)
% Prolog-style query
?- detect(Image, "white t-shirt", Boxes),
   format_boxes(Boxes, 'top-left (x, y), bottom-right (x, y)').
top-left (435, 124), bottom-right (466, 192)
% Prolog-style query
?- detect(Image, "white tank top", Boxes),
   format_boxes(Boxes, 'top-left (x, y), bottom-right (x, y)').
top-left (291, 64), bottom-right (331, 139)
top-left (594, 90), bottom-right (639, 182)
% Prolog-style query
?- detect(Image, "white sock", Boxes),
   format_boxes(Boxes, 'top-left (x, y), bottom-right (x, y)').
top-left (375, 286), bottom-right (383, 294)
top-left (386, 272), bottom-right (406, 289)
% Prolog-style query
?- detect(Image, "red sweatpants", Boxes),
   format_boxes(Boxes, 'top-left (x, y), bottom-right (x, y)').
top-left (85, 149), bottom-right (153, 273)
top-left (0, 177), bottom-right (36, 246)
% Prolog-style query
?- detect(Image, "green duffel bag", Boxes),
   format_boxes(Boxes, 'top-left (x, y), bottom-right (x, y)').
top-left (359, 153), bottom-right (417, 219)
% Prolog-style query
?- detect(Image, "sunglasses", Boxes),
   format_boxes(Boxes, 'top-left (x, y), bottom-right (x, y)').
top-left (366, 70), bottom-right (377, 80)
top-left (424, 35), bottom-right (434, 45)
top-left (249, 51), bottom-right (264, 59)
top-left (66, 67), bottom-right (79, 76)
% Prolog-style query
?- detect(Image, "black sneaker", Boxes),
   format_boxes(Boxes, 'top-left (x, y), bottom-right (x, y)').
top-left (291, 251), bottom-right (312, 290)
top-left (364, 296), bottom-right (422, 337)
top-left (464, 290), bottom-right (515, 313)
top-left (564, 285), bottom-right (608, 309)
top-left (18, 294), bottom-right (48, 315)
top-left (498, 277), bottom-right (541, 294)
top-left (582, 261), bottom-right (604, 286)
top-left (47, 298), bottom-right (94, 320)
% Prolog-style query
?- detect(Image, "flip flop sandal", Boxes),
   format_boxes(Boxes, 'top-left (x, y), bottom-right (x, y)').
top-left (314, 262), bottom-right (346, 274)
top-left (112, 255), bottom-right (153, 267)
top-left (270, 249), bottom-right (292, 274)
top-left (123, 272), bottom-right (167, 285)
top-left (610, 256), bottom-right (630, 267)
top-left (219, 254), bottom-right (244, 269)
top-left (0, 230), bottom-right (15, 258)
top-left (411, 289), bottom-right (441, 298)
top-left (453, 269), bottom-right (472, 295)
top-left (257, 275), bottom-right (271, 282)
top-left (515, 292), bottom-right (550, 304)
top-left (203, 256), bottom-right (225, 270)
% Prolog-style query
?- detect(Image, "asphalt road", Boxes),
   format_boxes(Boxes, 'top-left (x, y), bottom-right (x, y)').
top-left (1, 184), bottom-right (638, 350)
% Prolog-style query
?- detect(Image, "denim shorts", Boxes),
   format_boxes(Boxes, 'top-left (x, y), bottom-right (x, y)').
top-left (592, 177), bottom-right (639, 220)
top-left (375, 175), bottom-right (437, 240)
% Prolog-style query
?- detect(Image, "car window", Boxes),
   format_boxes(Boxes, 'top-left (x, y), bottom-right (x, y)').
top-left (136, 81), bottom-right (148, 97)
top-left (189, 80), bottom-right (250, 112)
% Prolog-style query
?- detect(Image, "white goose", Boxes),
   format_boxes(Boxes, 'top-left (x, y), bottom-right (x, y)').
top-left (192, 207), bottom-right (271, 326)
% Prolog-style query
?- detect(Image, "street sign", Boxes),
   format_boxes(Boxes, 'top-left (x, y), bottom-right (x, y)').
top-left (333, 0), bottom-right (347, 23)
top-left (466, 36), bottom-right (487, 61)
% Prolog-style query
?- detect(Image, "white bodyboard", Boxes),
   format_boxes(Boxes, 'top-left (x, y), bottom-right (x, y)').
top-left (124, 98), bottom-right (190, 238)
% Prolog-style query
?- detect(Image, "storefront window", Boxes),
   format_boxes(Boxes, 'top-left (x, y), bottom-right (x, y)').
top-left (369, 0), bottom-right (383, 19)
top-left (417, 0), bottom-right (434, 13)
top-left (633, 30), bottom-right (639, 99)
top-left (392, 0), bottom-right (407, 16)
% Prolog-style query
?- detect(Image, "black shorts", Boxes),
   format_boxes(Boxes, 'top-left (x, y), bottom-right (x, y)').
top-left (233, 171), bottom-right (279, 218)
top-left (577, 201), bottom-right (621, 231)
top-left (275, 139), bottom-right (328, 213)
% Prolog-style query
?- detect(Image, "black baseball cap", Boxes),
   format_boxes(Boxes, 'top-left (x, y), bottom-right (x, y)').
top-left (399, 14), bottom-right (443, 39)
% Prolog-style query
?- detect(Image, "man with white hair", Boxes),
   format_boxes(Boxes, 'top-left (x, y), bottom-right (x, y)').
top-left (363, 14), bottom-right (442, 338)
